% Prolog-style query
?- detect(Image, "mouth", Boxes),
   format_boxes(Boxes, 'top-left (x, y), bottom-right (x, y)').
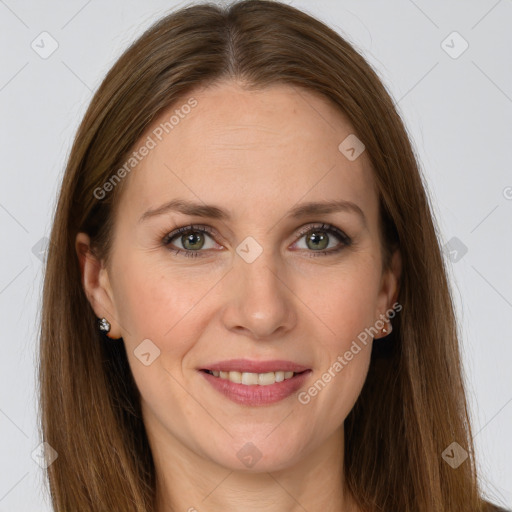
top-left (198, 361), bottom-right (312, 406)
top-left (200, 369), bottom-right (309, 386)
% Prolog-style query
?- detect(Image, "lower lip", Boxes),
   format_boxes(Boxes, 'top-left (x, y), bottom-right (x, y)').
top-left (199, 370), bottom-right (312, 406)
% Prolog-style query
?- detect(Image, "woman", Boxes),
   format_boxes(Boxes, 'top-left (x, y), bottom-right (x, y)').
top-left (38, 1), bottom-right (510, 511)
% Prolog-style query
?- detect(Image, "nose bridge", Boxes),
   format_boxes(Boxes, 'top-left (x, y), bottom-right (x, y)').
top-left (235, 236), bottom-right (285, 302)
top-left (222, 234), bottom-right (296, 337)
top-left (240, 252), bottom-right (279, 292)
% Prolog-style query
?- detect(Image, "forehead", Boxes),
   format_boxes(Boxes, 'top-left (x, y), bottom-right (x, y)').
top-left (117, 80), bottom-right (378, 225)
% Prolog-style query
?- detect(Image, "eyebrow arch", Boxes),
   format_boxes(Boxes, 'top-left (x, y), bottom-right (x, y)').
top-left (138, 198), bottom-right (366, 226)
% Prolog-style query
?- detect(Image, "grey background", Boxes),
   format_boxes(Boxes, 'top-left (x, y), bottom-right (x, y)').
top-left (0, 0), bottom-right (511, 510)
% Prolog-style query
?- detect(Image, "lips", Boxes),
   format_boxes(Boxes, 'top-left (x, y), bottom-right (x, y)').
top-left (198, 359), bottom-right (312, 406)
top-left (200, 358), bottom-right (310, 374)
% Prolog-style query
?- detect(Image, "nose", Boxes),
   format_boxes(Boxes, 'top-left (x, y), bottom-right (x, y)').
top-left (220, 251), bottom-right (297, 340)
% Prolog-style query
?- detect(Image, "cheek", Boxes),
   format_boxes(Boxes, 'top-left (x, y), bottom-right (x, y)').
top-left (296, 263), bottom-right (379, 417)
top-left (114, 252), bottom-right (188, 334)
top-left (113, 262), bottom-right (207, 420)
top-left (112, 256), bottom-right (219, 369)
top-left (308, 261), bottom-right (382, 343)
top-left (302, 322), bottom-right (373, 432)
top-left (322, 347), bottom-right (371, 429)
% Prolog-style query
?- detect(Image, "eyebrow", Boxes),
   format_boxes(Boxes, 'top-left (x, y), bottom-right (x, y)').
top-left (138, 198), bottom-right (366, 226)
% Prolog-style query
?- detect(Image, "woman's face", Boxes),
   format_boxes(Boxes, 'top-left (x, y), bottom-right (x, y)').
top-left (78, 80), bottom-right (400, 472)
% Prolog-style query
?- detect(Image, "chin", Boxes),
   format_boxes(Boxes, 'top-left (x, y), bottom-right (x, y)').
top-left (203, 435), bottom-right (307, 473)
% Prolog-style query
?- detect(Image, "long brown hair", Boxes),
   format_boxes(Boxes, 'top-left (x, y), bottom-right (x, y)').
top-left (38, 1), bottom-right (497, 510)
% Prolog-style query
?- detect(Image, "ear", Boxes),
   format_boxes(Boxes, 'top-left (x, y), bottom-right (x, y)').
top-left (75, 232), bottom-right (122, 339)
top-left (374, 249), bottom-right (402, 338)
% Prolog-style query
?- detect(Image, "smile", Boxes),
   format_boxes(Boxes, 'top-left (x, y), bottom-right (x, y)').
top-left (199, 369), bottom-right (312, 406)
top-left (203, 369), bottom-right (301, 386)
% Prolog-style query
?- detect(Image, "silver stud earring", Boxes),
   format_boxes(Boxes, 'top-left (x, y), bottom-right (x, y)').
top-left (382, 322), bottom-right (392, 335)
top-left (97, 317), bottom-right (111, 334)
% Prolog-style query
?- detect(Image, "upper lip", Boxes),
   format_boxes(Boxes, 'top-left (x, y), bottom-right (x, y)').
top-left (201, 359), bottom-right (311, 373)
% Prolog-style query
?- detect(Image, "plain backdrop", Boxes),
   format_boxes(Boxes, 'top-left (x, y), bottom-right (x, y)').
top-left (0, 0), bottom-right (511, 510)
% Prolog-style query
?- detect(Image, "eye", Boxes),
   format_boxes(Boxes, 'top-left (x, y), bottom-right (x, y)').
top-left (162, 223), bottom-right (351, 258)
top-left (292, 223), bottom-right (351, 257)
top-left (162, 224), bottom-right (219, 258)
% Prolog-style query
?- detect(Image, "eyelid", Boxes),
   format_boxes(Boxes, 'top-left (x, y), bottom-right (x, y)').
top-left (162, 222), bottom-right (351, 256)
top-left (293, 222), bottom-right (351, 245)
top-left (163, 223), bottom-right (348, 244)
top-left (162, 224), bottom-right (219, 245)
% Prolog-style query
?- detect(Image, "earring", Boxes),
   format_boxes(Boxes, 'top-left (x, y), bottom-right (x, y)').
top-left (382, 322), bottom-right (392, 335)
top-left (97, 317), bottom-right (111, 334)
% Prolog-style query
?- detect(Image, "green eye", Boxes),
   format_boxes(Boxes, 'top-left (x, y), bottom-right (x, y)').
top-left (163, 223), bottom-right (351, 258)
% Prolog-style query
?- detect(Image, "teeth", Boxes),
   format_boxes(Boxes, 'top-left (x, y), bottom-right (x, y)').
top-left (209, 370), bottom-right (298, 386)
top-left (258, 372), bottom-right (275, 385)
top-left (228, 371), bottom-right (242, 383)
top-left (242, 372), bottom-right (259, 385)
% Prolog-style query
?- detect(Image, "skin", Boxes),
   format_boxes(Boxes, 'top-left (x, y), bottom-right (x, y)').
top-left (76, 80), bottom-right (401, 512)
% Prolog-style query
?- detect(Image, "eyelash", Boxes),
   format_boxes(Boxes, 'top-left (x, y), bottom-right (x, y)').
top-left (161, 223), bottom-right (352, 259)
